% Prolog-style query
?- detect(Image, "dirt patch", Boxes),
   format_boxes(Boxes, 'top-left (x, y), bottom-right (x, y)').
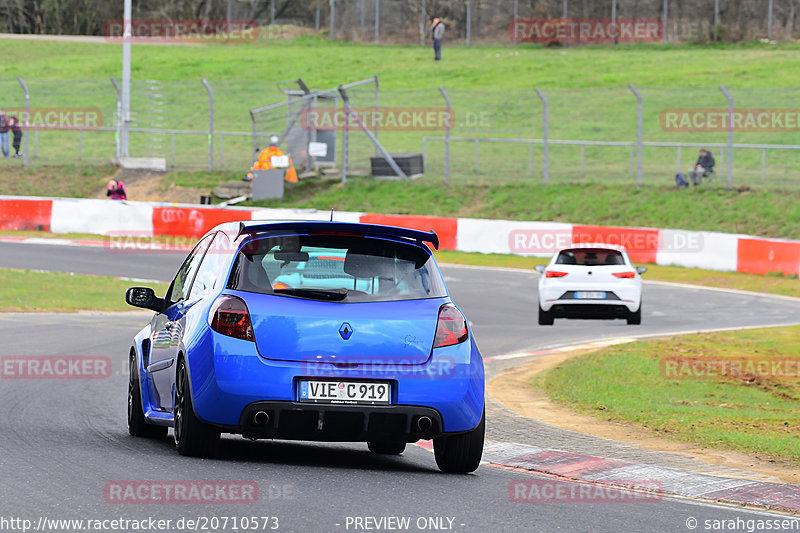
top-left (489, 351), bottom-right (800, 485)
top-left (93, 170), bottom-right (208, 204)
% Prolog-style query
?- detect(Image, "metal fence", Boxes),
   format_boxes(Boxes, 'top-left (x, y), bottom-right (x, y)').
top-left (1, 77), bottom-right (799, 188)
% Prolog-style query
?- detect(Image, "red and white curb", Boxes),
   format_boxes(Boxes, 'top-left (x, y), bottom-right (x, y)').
top-left (415, 440), bottom-right (800, 513)
top-left (2, 195), bottom-right (800, 277)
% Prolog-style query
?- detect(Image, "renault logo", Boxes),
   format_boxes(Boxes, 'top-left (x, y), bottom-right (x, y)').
top-left (339, 322), bottom-right (353, 340)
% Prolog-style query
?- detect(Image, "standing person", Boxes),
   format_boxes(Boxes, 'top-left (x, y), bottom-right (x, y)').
top-left (0, 111), bottom-right (9, 158)
top-left (431, 17), bottom-right (445, 61)
top-left (687, 149), bottom-right (715, 186)
top-left (8, 114), bottom-right (23, 159)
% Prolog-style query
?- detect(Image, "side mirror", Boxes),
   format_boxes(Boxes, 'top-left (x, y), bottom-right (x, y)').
top-left (636, 266), bottom-right (648, 275)
top-left (534, 265), bottom-right (546, 273)
top-left (125, 287), bottom-right (164, 313)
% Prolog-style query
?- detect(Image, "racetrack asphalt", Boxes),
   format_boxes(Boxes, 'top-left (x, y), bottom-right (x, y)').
top-left (1, 240), bottom-right (800, 532)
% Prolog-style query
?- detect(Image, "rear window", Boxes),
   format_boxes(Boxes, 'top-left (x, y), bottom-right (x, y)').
top-left (556, 248), bottom-right (625, 266)
top-left (227, 234), bottom-right (447, 303)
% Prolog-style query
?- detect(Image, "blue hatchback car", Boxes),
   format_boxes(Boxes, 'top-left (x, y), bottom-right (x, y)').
top-left (126, 220), bottom-right (485, 473)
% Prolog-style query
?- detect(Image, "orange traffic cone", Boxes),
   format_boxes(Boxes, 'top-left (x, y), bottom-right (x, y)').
top-left (285, 165), bottom-right (298, 183)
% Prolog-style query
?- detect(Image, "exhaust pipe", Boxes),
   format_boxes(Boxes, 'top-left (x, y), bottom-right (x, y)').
top-left (253, 411), bottom-right (270, 426)
top-left (415, 416), bottom-right (432, 432)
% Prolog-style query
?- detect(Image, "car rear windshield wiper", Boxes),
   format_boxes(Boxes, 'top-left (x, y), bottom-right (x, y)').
top-left (272, 287), bottom-right (349, 301)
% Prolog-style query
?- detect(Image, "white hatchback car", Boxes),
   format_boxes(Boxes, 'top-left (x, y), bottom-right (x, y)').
top-left (535, 244), bottom-right (646, 326)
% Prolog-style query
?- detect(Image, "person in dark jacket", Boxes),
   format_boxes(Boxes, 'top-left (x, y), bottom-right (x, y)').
top-left (0, 112), bottom-right (9, 158)
top-left (687, 149), bottom-right (715, 186)
top-left (7, 115), bottom-right (23, 159)
top-left (431, 18), bottom-right (445, 61)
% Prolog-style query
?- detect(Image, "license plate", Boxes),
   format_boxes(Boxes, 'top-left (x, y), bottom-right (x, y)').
top-left (575, 291), bottom-right (606, 299)
top-left (299, 380), bottom-right (391, 405)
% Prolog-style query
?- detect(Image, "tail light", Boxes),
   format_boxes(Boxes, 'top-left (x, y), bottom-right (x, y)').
top-left (434, 303), bottom-right (469, 348)
top-left (612, 271), bottom-right (636, 279)
top-left (210, 295), bottom-right (254, 341)
top-left (545, 270), bottom-right (569, 278)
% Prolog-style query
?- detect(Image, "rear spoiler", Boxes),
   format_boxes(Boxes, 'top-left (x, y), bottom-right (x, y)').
top-left (237, 221), bottom-right (439, 250)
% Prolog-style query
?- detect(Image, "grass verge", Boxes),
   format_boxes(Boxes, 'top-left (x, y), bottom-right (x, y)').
top-left (0, 268), bottom-right (169, 312)
top-left (534, 326), bottom-right (800, 464)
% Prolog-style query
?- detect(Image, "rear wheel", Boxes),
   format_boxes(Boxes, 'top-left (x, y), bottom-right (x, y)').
top-left (627, 305), bottom-right (642, 325)
top-left (367, 441), bottom-right (406, 455)
top-left (174, 358), bottom-right (220, 457)
top-left (433, 410), bottom-right (485, 474)
top-left (538, 305), bottom-right (554, 326)
top-left (128, 355), bottom-right (168, 439)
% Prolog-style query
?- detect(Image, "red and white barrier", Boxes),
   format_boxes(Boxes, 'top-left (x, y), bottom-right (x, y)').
top-left (1, 195), bottom-right (798, 277)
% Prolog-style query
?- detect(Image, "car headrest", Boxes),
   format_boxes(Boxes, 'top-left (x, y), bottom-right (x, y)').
top-left (343, 251), bottom-right (395, 279)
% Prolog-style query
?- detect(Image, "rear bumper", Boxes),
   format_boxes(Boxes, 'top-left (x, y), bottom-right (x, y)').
top-left (231, 402), bottom-right (445, 441)
top-left (539, 284), bottom-right (641, 313)
top-left (549, 303), bottom-right (636, 319)
top-left (186, 331), bottom-right (485, 435)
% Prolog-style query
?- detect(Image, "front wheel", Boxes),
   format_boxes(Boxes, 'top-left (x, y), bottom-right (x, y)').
top-left (433, 410), bottom-right (485, 474)
top-left (174, 358), bottom-right (220, 457)
top-left (128, 355), bottom-right (168, 439)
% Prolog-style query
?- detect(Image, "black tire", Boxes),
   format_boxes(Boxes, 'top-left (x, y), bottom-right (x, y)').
top-left (128, 354), bottom-right (168, 439)
top-left (627, 305), bottom-right (642, 325)
top-left (433, 409), bottom-right (485, 474)
top-left (538, 305), bottom-right (554, 326)
top-left (174, 358), bottom-right (220, 458)
top-left (367, 440), bottom-right (407, 455)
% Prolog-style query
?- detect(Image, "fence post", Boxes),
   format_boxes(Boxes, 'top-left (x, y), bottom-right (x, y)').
top-left (761, 149), bottom-right (766, 183)
top-left (713, 0), bottom-right (720, 42)
top-left (201, 78), bottom-right (214, 170)
top-left (768, 0), bottom-right (774, 40)
top-left (719, 85), bottom-right (734, 189)
top-left (16, 77), bottom-right (29, 166)
top-left (374, 75), bottom-right (380, 156)
top-left (110, 78), bottom-right (121, 162)
top-left (420, 0), bottom-right (426, 46)
top-left (466, 0), bottom-right (471, 47)
top-left (375, 0), bottom-right (380, 43)
top-left (341, 99), bottom-right (349, 184)
top-left (513, 0), bottom-right (518, 45)
top-left (329, 0), bottom-right (335, 40)
top-left (611, 0), bottom-right (617, 44)
top-left (535, 88), bottom-right (549, 184)
top-left (438, 87), bottom-right (451, 183)
top-left (662, 0), bottom-right (668, 41)
top-left (628, 84), bottom-right (643, 186)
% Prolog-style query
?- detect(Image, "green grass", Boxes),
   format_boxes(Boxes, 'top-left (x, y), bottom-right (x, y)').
top-left (2, 36), bottom-right (800, 182)
top-left (536, 326), bottom-right (800, 464)
top-left (247, 178), bottom-right (800, 240)
top-left (2, 37), bottom-right (800, 88)
top-left (0, 268), bottom-right (169, 312)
